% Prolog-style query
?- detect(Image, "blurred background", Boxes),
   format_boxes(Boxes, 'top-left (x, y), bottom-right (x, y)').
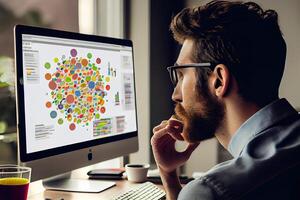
top-left (0, 0), bottom-right (299, 176)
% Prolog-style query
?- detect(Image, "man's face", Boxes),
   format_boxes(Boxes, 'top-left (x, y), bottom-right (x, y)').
top-left (172, 39), bottom-right (224, 143)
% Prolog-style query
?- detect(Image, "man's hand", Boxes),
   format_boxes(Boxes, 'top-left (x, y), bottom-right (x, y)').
top-left (151, 118), bottom-right (199, 173)
top-left (151, 118), bottom-right (199, 200)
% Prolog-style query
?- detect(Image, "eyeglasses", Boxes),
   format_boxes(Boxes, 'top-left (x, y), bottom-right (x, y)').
top-left (167, 63), bottom-right (214, 86)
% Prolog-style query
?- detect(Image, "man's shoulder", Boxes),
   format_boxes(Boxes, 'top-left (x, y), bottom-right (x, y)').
top-left (202, 120), bottom-right (300, 199)
top-left (178, 176), bottom-right (220, 200)
top-left (179, 109), bottom-right (300, 199)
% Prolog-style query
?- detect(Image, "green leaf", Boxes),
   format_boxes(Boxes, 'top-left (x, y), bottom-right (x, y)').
top-left (0, 81), bottom-right (9, 88)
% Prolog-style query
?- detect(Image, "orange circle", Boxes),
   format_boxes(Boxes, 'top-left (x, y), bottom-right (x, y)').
top-left (45, 101), bottom-right (52, 108)
top-left (81, 59), bottom-right (88, 66)
top-left (100, 99), bottom-right (105, 105)
top-left (71, 58), bottom-right (76, 65)
top-left (45, 73), bottom-right (52, 80)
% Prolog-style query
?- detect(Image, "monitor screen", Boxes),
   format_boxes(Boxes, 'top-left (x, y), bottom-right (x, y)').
top-left (22, 34), bottom-right (137, 154)
top-left (15, 25), bottom-right (138, 162)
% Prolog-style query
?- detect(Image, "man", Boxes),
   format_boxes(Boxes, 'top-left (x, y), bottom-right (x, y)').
top-left (151, 1), bottom-right (300, 200)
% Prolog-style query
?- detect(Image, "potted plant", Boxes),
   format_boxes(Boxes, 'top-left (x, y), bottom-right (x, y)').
top-left (0, 56), bottom-right (17, 164)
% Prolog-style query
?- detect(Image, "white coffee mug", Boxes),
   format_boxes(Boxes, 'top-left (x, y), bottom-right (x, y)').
top-left (125, 164), bottom-right (150, 183)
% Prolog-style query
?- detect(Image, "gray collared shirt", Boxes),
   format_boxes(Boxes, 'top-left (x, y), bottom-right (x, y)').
top-left (178, 98), bottom-right (300, 200)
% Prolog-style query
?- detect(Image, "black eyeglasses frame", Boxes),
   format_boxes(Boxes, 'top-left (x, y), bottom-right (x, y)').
top-left (166, 63), bottom-right (215, 86)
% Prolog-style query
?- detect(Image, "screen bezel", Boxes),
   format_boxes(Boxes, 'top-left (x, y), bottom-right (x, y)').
top-left (14, 25), bottom-right (138, 162)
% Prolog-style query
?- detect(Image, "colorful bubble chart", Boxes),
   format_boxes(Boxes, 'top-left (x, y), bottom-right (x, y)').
top-left (44, 49), bottom-right (112, 131)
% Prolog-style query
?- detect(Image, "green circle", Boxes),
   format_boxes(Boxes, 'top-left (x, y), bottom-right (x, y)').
top-left (77, 119), bottom-right (81, 124)
top-left (86, 76), bottom-right (91, 81)
top-left (58, 118), bottom-right (64, 125)
top-left (87, 53), bottom-right (92, 59)
top-left (65, 77), bottom-right (72, 82)
top-left (57, 93), bottom-right (62, 100)
top-left (44, 62), bottom-right (51, 69)
top-left (95, 113), bottom-right (100, 119)
top-left (75, 108), bottom-right (80, 114)
top-left (82, 108), bottom-right (86, 113)
top-left (92, 66), bottom-right (97, 71)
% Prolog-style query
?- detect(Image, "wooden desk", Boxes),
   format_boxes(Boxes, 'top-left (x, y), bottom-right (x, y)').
top-left (28, 179), bottom-right (164, 200)
top-left (27, 166), bottom-right (164, 200)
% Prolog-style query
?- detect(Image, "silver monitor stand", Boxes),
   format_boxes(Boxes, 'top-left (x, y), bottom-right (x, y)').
top-left (42, 172), bottom-right (116, 193)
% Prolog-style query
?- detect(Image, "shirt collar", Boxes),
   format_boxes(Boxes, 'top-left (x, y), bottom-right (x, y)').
top-left (228, 98), bottom-right (298, 158)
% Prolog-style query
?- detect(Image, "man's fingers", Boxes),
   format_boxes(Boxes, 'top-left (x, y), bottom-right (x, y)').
top-left (183, 143), bottom-right (200, 157)
top-left (152, 120), bottom-right (168, 133)
top-left (168, 119), bottom-right (183, 129)
top-left (151, 127), bottom-right (174, 147)
top-left (166, 119), bottom-right (184, 141)
top-left (166, 125), bottom-right (184, 141)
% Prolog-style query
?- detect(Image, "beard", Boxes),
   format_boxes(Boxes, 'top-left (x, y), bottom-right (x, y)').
top-left (174, 86), bottom-right (224, 143)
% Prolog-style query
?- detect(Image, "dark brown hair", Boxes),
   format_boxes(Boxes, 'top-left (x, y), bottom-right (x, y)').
top-left (170, 0), bottom-right (286, 107)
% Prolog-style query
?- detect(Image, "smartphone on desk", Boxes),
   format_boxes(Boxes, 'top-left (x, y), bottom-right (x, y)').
top-left (87, 168), bottom-right (125, 180)
top-left (147, 174), bottom-right (194, 184)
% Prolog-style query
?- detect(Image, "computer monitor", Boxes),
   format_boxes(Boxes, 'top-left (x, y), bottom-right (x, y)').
top-left (14, 25), bottom-right (138, 192)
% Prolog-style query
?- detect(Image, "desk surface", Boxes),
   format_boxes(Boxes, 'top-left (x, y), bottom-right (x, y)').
top-left (28, 179), bottom-right (164, 200)
top-left (28, 166), bottom-right (164, 200)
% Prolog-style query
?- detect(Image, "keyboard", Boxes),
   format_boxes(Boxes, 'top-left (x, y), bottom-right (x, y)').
top-left (113, 181), bottom-right (166, 200)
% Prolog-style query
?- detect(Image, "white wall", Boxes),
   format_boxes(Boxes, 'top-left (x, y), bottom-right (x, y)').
top-left (128, 0), bottom-right (151, 164)
top-left (257, 0), bottom-right (300, 110)
top-left (181, 139), bottom-right (218, 176)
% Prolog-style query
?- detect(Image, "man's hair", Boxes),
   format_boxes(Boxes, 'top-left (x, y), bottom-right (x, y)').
top-left (170, 0), bottom-right (286, 107)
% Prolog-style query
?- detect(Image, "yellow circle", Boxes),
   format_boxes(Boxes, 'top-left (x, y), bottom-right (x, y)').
top-left (53, 57), bottom-right (59, 63)
top-left (105, 77), bottom-right (110, 82)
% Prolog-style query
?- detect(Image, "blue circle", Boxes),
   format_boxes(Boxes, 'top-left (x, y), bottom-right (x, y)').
top-left (50, 111), bottom-right (57, 118)
top-left (88, 81), bottom-right (95, 89)
top-left (75, 63), bottom-right (81, 69)
top-left (75, 90), bottom-right (81, 97)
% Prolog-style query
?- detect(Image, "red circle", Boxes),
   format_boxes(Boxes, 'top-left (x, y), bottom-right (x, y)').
top-left (66, 95), bottom-right (75, 104)
top-left (100, 107), bottom-right (106, 113)
top-left (89, 108), bottom-right (94, 113)
top-left (72, 74), bottom-right (78, 80)
top-left (69, 123), bottom-right (76, 131)
top-left (48, 81), bottom-right (57, 90)
top-left (96, 58), bottom-right (101, 64)
top-left (105, 85), bottom-right (110, 91)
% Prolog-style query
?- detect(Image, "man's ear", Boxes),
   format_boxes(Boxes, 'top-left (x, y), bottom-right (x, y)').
top-left (211, 64), bottom-right (230, 97)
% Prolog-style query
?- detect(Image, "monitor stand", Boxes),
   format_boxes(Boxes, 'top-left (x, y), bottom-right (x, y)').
top-left (42, 172), bottom-right (116, 193)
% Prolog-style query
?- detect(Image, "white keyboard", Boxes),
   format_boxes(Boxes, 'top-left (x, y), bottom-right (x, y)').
top-left (113, 181), bottom-right (166, 200)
